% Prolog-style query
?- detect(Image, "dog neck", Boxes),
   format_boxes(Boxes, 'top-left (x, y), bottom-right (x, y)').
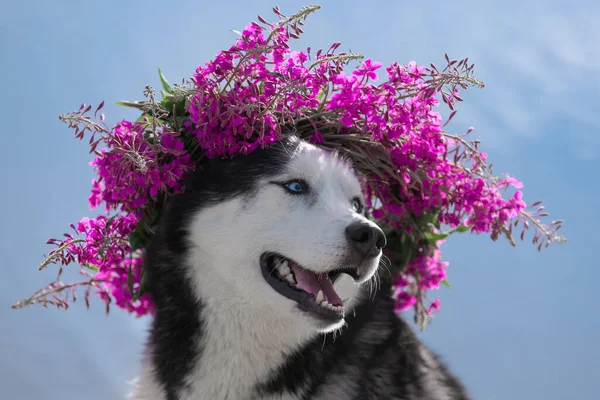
top-left (189, 298), bottom-right (314, 398)
top-left (179, 260), bottom-right (320, 399)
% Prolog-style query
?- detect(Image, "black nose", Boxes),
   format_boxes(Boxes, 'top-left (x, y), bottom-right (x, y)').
top-left (345, 221), bottom-right (386, 258)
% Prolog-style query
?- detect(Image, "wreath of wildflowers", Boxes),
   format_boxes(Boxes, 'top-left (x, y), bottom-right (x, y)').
top-left (13, 5), bottom-right (565, 328)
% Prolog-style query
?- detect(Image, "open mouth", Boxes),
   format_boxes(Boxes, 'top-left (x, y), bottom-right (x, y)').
top-left (260, 252), bottom-right (360, 322)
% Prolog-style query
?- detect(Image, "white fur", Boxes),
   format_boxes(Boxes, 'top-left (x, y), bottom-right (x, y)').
top-left (130, 141), bottom-right (381, 399)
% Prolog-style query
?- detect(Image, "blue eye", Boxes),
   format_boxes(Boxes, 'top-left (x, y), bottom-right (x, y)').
top-left (351, 197), bottom-right (363, 213)
top-left (283, 180), bottom-right (308, 194)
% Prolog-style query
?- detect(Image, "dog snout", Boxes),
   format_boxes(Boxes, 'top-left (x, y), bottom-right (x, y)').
top-left (345, 221), bottom-right (386, 258)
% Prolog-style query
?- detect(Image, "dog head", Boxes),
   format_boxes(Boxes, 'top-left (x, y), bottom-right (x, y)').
top-left (159, 135), bottom-right (385, 333)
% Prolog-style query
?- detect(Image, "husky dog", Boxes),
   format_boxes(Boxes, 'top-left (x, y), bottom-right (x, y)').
top-left (130, 135), bottom-right (470, 400)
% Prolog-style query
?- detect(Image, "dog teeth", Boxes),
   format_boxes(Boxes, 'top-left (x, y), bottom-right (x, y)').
top-left (277, 260), bottom-right (291, 276)
top-left (284, 274), bottom-right (295, 284)
top-left (313, 294), bottom-right (343, 312)
top-left (315, 290), bottom-right (324, 303)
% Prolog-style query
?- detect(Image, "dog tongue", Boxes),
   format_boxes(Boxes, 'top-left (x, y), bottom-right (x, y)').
top-left (316, 274), bottom-right (343, 306)
top-left (292, 266), bottom-right (343, 306)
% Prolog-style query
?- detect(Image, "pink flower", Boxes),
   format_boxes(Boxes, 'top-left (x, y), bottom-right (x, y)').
top-left (95, 255), bottom-right (154, 316)
top-left (394, 292), bottom-right (417, 313)
top-left (353, 58), bottom-right (383, 81)
top-left (407, 61), bottom-right (425, 78)
top-left (427, 299), bottom-right (441, 314)
top-left (310, 131), bottom-right (324, 144)
top-left (499, 175), bottom-right (524, 189)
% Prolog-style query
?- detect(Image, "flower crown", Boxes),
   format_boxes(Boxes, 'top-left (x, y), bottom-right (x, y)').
top-left (13, 5), bottom-right (565, 328)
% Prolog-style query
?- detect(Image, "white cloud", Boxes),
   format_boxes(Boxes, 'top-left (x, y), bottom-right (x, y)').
top-left (339, 0), bottom-right (600, 159)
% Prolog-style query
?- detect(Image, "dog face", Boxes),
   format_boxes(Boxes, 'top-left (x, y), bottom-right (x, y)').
top-left (171, 136), bottom-right (385, 332)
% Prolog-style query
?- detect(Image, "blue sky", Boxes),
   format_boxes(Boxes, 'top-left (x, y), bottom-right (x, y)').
top-left (1, 1), bottom-right (598, 399)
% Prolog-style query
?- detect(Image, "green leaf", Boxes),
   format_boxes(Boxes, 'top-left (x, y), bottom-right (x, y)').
top-left (82, 263), bottom-right (99, 272)
top-left (115, 100), bottom-right (148, 110)
top-left (268, 71), bottom-right (286, 80)
top-left (316, 86), bottom-right (327, 102)
top-left (161, 96), bottom-right (187, 118)
top-left (128, 231), bottom-right (146, 252)
top-left (127, 264), bottom-right (134, 297)
top-left (424, 231), bottom-right (449, 243)
top-left (161, 97), bottom-right (173, 112)
top-left (134, 267), bottom-right (150, 301)
top-left (453, 224), bottom-right (470, 233)
top-left (158, 67), bottom-right (171, 94)
top-left (174, 98), bottom-right (187, 116)
top-left (441, 279), bottom-right (452, 289)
